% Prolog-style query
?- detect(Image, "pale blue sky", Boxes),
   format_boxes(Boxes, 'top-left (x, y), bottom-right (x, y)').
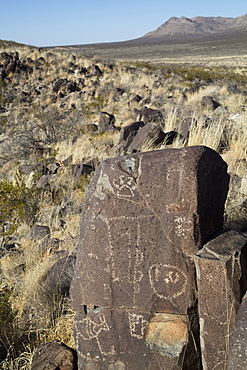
top-left (1, 0), bottom-right (247, 47)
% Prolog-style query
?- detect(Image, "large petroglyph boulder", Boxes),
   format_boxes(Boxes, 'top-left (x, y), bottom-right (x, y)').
top-left (70, 146), bottom-right (229, 369)
top-left (194, 230), bottom-right (247, 370)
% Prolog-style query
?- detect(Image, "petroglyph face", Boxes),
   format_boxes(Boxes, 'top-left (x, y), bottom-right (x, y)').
top-left (149, 263), bottom-right (188, 300)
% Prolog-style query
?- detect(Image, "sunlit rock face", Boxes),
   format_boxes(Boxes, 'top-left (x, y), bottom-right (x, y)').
top-left (70, 146), bottom-right (229, 369)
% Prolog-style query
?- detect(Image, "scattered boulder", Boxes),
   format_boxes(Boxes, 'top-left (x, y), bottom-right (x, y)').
top-left (98, 111), bottom-right (116, 132)
top-left (0, 51), bottom-right (33, 78)
top-left (52, 79), bottom-right (80, 94)
top-left (113, 88), bottom-right (126, 101)
top-left (225, 174), bottom-right (247, 231)
top-left (152, 80), bottom-right (163, 89)
top-left (130, 94), bottom-right (143, 104)
top-left (71, 157), bottom-right (95, 183)
top-left (135, 106), bottom-right (164, 124)
top-left (215, 106), bottom-right (228, 115)
top-left (19, 164), bottom-right (36, 175)
top-left (163, 130), bottom-right (179, 145)
top-left (40, 237), bottom-right (65, 254)
top-left (127, 122), bottom-right (166, 153)
top-left (46, 162), bottom-right (61, 175)
top-left (177, 117), bottom-right (197, 139)
top-left (70, 146), bottom-right (229, 369)
top-left (117, 121), bottom-right (145, 154)
top-left (67, 81), bottom-right (80, 93)
top-left (31, 225), bottom-right (51, 240)
top-left (53, 78), bottom-right (68, 93)
top-left (43, 254), bottom-right (76, 296)
top-left (201, 96), bottom-right (220, 110)
top-left (86, 64), bottom-right (103, 77)
top-left (30, 340), bottom-right (77, 370)
top-left (36, 175), bottom-right (49, 190)
top-left (1, 52), bottom-right (19, 78)
top-left (63, 155), bottom-right (73, 166)
top-left (142, 96), bottom-right (151, 105)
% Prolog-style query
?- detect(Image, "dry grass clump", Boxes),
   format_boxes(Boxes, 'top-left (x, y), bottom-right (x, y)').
top-left (55, 130), bottom-right (120, 164)
top-left (187, 115), bottom-right (226, 150)
top-left (0, 233), bottom-right (76, 368)
top-left (221, 117), bottom-right (247, 177)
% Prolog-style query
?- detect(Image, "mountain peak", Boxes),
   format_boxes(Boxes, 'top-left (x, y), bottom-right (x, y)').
top-left (143, 14), bottom-right (247, 39)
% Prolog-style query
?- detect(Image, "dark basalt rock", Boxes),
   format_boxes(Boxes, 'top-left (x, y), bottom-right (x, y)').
top-left (30, 340), bottom-right (77, 370)
top-left (31, 225), bottom-right (51, 240)
top-left (98, 111), bottom-right (116, 132)
top-left (201, 96), bottom-right (220, 110)
top-left (195, 230), bottom-right (247, 370)
top-left (228, 290), bottom-right (247, 369)
top-left (117, 121), bottom-right (145, 154)
top-left (136, 106), bottom-right (165, 124)
top-left (70, 146), bottom-right (229, 369)
top-left (178, 117), bottom-right (197, 139)
top-left (126, 122), bottom-right (166, 153)
top-left (43, 254), bottom-right (76, 296)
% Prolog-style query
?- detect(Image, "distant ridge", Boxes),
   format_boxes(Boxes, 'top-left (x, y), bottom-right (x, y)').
top-left (50, 14), bottom-right (247, 64)
top-left (143, 14), bottom-right (247, 39)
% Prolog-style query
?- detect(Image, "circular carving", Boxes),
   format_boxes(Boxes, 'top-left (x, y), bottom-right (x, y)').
top-left (149, 263), bottom-right (188, 299)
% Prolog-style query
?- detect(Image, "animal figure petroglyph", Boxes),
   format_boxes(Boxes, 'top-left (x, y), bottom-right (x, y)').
top-left (79, 314), bottom-right (114, 357)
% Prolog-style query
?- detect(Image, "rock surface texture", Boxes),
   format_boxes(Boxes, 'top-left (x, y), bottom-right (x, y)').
top-left (30, 340), bottom-right (77, 370)
top-left (70, 146), bottom-right (230, 369)
top-left (194, 230), bottom-right (247, 370)
top-left (228, 291), bottom-right (247, 369)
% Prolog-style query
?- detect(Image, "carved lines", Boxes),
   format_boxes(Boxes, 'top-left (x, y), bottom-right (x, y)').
top-left (105, 215), bottom-right (152, 290)
top-left (174, 215), bottom-right (193, 239)
top-left (129, 221), bottom-right (144, 301)
top-left (149, 263), bottom-right (188, 299)
top-left (77, 314), bottom-right (114, 358)
top-left (128, 312), bottom-right (147, 340)
top-left (113, 175), bottom-right (137, 198)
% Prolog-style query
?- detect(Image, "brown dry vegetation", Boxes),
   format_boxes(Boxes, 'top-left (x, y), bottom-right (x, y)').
top-left (0, 40), bottom-right (246, 368)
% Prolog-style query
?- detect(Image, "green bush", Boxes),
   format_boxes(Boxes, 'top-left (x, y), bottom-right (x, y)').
top-left (0, 174), bottom-right (39, 237)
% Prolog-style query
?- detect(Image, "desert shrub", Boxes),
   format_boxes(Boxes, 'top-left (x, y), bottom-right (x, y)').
top-left (0, 174), bottom-right (39, 238)
top-left (82, 95), bottom-right (109, 119)
top-left (162, 65), bottom-right (247, 85)
top-left (0, 289), bottom-right (17, 324)
top-left (1, 106), bottom-right (85, 160)
top-left (0, 289), bottom-right (18, 362)
top-left (75, 173), bottom-right (92, 193)
top-left (32, 105), bottom-right (83, 144)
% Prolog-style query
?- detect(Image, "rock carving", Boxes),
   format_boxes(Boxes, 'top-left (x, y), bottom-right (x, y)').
top-left (71, 146), bottom-right (230, 369)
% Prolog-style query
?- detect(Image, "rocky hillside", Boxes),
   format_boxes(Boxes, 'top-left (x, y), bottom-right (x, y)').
top-left (143, 14), bottom-right (247, 39)
top-left (0, 40), bottom-right (247, 368)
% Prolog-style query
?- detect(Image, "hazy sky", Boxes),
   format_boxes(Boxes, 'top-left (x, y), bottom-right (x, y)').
top-left (1, 0), bottom-right (247, 47)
